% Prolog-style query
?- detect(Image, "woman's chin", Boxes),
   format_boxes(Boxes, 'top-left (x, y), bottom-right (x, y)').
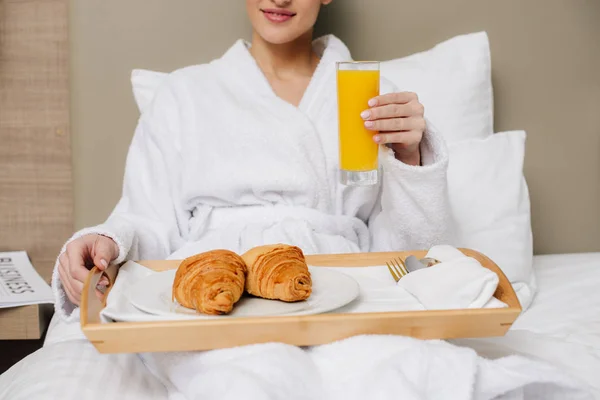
top-left (255, 29), bottom-right (308, 46)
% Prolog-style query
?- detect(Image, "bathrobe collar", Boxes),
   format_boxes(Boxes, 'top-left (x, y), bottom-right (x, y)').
top-left (219, 34), bottom-right (353, 112)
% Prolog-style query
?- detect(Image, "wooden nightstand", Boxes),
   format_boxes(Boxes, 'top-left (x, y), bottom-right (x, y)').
top-left (0, 304), bottom-right (54, 374)
top-left (0, 304), bottom-right (53, 340)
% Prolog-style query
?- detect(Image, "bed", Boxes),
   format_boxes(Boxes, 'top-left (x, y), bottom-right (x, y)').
top-left (1, 254), bottom-right (599, 399)
top-left (1, 0), bottom-right (599, 399)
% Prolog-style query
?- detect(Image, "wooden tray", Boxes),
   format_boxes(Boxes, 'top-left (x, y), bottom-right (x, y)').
top-left (80, 249), bottom-right (521, 354)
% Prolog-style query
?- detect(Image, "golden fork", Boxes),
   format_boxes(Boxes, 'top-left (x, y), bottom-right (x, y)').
top-left (386, 257), bottom-right (409, 282)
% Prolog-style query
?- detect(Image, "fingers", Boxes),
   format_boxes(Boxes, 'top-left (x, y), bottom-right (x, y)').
top-left (363, 93), bottom-right (425, 133)
top-left (58, 234), bottom-right (117, 307)
top-left (65, 240), bottom-right (89, 305)
top-left (368, 92), bottom-right (418, 107)
top-left (362, 101), bottom-right (424, 121)
top-left (66, 241), bottom-right (89, 284)
top-left (365, 116), bottom-right (426, 133)
top-left (374, 130), bottom-right (423, 146)
top-left (364, 92), bottom-right (425, 165)
top-left (91, 235), bottom-right (119, 271)
top-left (58, 252), bottom-right (80, 305)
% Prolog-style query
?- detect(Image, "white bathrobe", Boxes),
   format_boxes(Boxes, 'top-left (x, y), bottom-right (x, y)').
top-left (52, 35), bottom-right (452, 320)
top-left (36, 35), bottom-right (593, 400)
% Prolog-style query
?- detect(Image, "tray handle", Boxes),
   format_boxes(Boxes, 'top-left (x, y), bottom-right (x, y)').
top-left (80, 263), bottom-right (119, 326)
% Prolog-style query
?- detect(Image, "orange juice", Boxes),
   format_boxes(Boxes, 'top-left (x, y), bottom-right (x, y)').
top-left (337, 68), bottom-right (380, 172)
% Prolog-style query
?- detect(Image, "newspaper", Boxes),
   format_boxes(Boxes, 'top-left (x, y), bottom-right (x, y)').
top-left (0, 251), bottom-right (54, 308)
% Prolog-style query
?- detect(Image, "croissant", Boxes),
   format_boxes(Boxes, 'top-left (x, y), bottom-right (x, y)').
top-left (172, 250), bottom-right (247, 315)
top-left (242, 244), bottom-right (312, 302)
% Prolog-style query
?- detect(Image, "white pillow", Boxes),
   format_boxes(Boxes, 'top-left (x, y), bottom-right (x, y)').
top-left (381, 31), bottom-right (494, 143)
top-left (447, 131), bottom-right (535, 309)
top-left (131, 69), bottom-right (168, 113)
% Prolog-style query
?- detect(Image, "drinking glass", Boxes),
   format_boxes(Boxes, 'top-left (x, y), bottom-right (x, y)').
top-left (337, 61), bottom-right (380, 186)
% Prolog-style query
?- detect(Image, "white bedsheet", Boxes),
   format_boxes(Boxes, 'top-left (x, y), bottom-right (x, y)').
top-left (2, 253), bottom-right (599, 399)
top-left (454, 253), bottom-right (600, 397)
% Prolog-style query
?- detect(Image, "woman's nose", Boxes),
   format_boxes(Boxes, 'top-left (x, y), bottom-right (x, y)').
top-left (271, 0), bottom-right (292, 7)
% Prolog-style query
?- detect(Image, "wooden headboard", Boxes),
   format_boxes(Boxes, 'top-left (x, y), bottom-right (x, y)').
top-left (0, 0), bottom-right (71, 281)
top-left (64, 1), bottom-right (600, 259)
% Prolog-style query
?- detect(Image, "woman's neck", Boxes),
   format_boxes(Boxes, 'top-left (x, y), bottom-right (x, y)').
top-left (249, 30), bottom-right (320, 80)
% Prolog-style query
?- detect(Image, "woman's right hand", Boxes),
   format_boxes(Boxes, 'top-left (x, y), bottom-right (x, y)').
top-left (58, 234), bottom-right (119, 305)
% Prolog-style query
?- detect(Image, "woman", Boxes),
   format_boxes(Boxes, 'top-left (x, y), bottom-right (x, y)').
top-left (5, 2), bottom-right (593, 400)
top-left (54, 0), bottom-right (450, 318)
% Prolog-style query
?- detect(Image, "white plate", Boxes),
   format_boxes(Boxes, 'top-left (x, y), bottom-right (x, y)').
top-left (127, 267), bottom-right (360, 319)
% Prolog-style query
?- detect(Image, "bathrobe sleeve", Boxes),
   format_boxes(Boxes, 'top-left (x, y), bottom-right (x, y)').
top-left (51, 81), bottom-right (184, 320)
top-left (367, 78), bottom-right (454, 251)
top-left (368, 122), bottom-right (453, 252)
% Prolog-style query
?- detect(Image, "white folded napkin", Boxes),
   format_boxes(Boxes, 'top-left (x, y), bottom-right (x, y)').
top-left (396, 245), bottom-right (508, 310)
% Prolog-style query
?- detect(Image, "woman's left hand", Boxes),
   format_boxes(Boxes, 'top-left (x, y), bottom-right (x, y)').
top-left (361, 92), bottom-right (425, 166)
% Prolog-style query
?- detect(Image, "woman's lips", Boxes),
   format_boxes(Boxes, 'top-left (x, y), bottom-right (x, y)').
top-left (261, 9), bottom-right (296, 23)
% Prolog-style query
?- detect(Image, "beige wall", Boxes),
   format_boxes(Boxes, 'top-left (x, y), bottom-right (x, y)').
top-left (70, 0), bottom-right (600, 254)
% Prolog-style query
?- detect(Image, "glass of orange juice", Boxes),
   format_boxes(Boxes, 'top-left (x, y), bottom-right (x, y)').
top-left (337, 61), bottom-right (380, 186)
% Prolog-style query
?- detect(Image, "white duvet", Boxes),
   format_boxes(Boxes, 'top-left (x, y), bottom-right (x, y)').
top-left (0, 332), bottom-right (593, 400)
